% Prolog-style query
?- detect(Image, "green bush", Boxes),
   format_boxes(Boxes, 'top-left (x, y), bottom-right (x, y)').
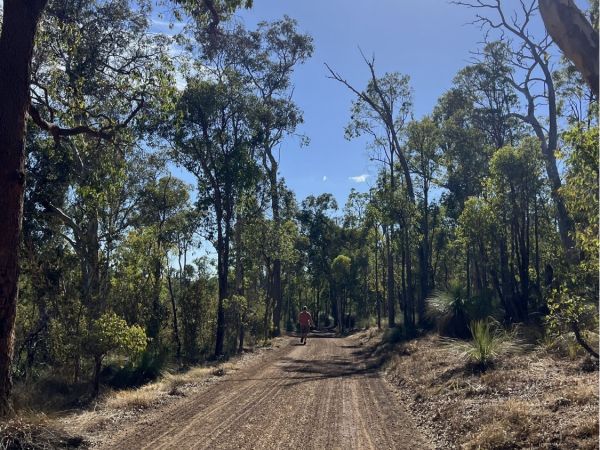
top-left (105, 350), bottom-right (168, 389)
top-left (382, 326), bottom-right (404, 344)
top-left (448, 319), bottom-right (520, 370)
top-left (426, 288), bottom-right (470, 338)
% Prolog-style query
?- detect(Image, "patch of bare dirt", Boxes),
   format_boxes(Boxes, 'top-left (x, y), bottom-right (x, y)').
top-left (88, 331), bottom-right (430, 449)
top-left (383, 334), bottom-right (599, 449)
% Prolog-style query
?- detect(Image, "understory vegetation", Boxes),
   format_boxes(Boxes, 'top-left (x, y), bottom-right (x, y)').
top-left (379, 330), bottom-right (599, 449)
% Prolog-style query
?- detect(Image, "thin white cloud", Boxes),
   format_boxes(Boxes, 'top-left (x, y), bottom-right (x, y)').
top-left (349, 174), bottom-right (369, 183)
top-left (322, 176), bottom-right (328, 182)
top-left (151, 19), bottom-right (185, 29)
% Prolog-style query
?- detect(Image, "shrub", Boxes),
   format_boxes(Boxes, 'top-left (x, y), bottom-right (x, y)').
top-left (426, 287), bottom-right (470, 338)
top-left (546, 287), bottom-right (599, 358)
top-left (448, 319), bottom-right (520, 370)
top-left (0, 417), bottom-right (85, 449)
top-left (104, 386), bottom-right (161, 410)
top-left (105, 350), bottom-right (168, 389)
top-left (382, 326), bottom-right (404, 344)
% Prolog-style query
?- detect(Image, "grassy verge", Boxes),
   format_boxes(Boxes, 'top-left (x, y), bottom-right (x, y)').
top-left (376, 331), bottom-right (598, 449)
top-left (4, 339), bottom-right (283, 449)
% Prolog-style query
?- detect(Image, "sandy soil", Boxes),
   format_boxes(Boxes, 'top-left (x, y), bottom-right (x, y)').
top-left (96, 331), bottom-right (429, 450)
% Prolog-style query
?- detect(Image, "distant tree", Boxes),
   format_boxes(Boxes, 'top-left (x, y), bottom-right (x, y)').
top-left (406, 117), bottom-right (442, 322)
top-left (213, 17), bottom-right (313, 336)
top-left (327, 56), bottom-right (413, 328)
top-left (332, 255), bottom-right (352, 332)
top-left (171, 74), bottom-right (258, 357)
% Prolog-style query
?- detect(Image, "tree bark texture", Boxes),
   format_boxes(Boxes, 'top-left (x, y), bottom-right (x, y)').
top-left (0, 0), bottom-right (48, 417)
top-left (539, 0), bottom-right (599, 98)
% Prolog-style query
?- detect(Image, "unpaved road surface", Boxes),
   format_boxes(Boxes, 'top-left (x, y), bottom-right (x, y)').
top-left (100, 332), bottom-right (429, 449)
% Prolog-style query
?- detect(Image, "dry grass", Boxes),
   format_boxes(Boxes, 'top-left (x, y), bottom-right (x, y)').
top-left (0, 415), bottom-right (86, 449)
top-left (103, 385), bottom-right (162, 411)
top-left (160, 367), bottom-right (214, 394)
top-left (463, 421), bottom-right (516, 450)
top-left (562, 381), bottom-right (598, 405)
top-left (540, 331), bottom-right (600, 360)
top-left (383, 332), bottom-right (599, 449)
top-left (102, 361), bottom-right (238, 409)
top-left (61, 348), bottom-right (267, 447)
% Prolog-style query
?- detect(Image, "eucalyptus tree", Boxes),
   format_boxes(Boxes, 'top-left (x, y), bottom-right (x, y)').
top-left (210, 17), bottom-right (313, 335)
top-left (171, 72), bottom-right (260, 357)
top-left (364, 192), bottom-right (385, 329)
top-left (0, 0), bottom-right (252, 416)
top-left (136, 176), bottom-right (193, 351)
top-left (455, 0), bottom-right (577, 260)
top-left (164, 208), bottom-right (203, 361)
top-left (14, 0), bottom-right (175, 395)
top-left (547, 125), bottom-right (599, 357)
top-left (297, 194), bottom-right (339, 325)
top-left (433, 88), bottom-right (489, 220)
top-left (343, 190), bottom-right (371, 321)
top-left (453, 42), bottom-right (522, 149)
top-left (406, 116), bottom-right (442, 321)
top-left (538, 0), bottom-right (599, 98)
top-left (331, 254), bottom-right (352, 332)
top-left (328, 57), bottom-right (413, 327)
top-left (488, 140), bottom-right (543, 321)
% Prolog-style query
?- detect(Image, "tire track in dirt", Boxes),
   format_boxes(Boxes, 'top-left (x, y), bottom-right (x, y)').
top-left (98, 333), bottom-right (430, 450)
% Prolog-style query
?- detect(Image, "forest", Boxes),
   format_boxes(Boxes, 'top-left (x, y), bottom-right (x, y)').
top-left (0, 0), bottom-right (598, 448)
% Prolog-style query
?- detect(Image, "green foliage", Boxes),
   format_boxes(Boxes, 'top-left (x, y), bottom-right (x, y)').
top-left (562, 125), bottom-right (599, 283)
top-left (450, 319), bottom-right (520, 370)
top-left (545, 125), bottom-right (599, 353)
top-left (11, 0), bottom-right (600, 415)
top-left (331, 255), bottom-right (352, 281)
top-left (547, 288), bottom-right (598, 337)
top-left (382, 326), bottom-right (404, 345)
top-left (105, 350), bottom-right (168, 389)
top-left (426, 286), bottom-right (471, 338)
top-left (86, 312), bottom-right (147, 361)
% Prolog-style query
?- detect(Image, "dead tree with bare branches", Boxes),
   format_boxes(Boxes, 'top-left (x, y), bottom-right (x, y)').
top-left (326, 55), bottom-right (419, 329)
top-left (455, 0), bottom-right (578, 262)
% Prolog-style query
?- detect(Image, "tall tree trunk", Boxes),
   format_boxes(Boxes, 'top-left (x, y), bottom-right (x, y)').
top-left (166, 273), bottom-right (182, 362)
top-left (214, 213), bottom-right (229, 357)
top-left (385, 226), bottom-right (395, 327)
top-left (374, 237), bottom-right (381, 329)
top-left (466, 250), bottom-right (471, 300)
top-left (534, 195), bottom-right (541, 302)
top-left (404, 222), bottom-right (415, 328)
top-left (0, 0), bottom-right (48, 416)
top-left (266, 156), bottom-right (283, 337)
top-left (149, 257), bottom-right (162, 345)
top-left (234, 217), bottom-right (245, 352)
top-left (419, 184), bottom-right (430, 324)
top-left (92, 355), bottom-right (103, 398)
top-left (401, 237), bottom-right (410, 329)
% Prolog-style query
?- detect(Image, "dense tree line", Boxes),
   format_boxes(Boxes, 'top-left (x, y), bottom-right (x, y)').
top-left (0, 0), bottom-right (597, 415)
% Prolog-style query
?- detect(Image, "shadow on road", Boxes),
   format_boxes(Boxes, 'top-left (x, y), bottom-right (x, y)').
top-left (278, 355), bottom-right (380, 383)
top-left (221, 335), bottom-right (387, 388)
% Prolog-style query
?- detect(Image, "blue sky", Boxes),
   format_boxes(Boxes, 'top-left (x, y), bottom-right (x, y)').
top-left (152, 0), bottom-right (580, 209)
top-left (230, 0), bottom-right (499, 207)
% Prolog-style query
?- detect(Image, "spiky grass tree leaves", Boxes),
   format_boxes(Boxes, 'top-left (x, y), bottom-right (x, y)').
top-left (447, 319), bottom-right (521, 371)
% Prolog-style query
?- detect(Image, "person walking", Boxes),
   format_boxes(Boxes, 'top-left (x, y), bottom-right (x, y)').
top-left (298, 306), bottom-right (313, 345)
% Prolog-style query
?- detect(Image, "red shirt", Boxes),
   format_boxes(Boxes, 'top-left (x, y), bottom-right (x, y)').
top-left (299, 311), bottom-right (312, 327)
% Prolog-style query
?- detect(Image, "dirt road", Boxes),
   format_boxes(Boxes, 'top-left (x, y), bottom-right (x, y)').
top-left (100, 332), bottom-right (429, 449)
